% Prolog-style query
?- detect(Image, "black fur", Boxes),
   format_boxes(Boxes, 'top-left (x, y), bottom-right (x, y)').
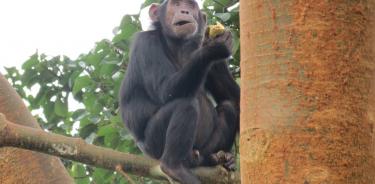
top-left (119, 1), bottom-right (239, 183)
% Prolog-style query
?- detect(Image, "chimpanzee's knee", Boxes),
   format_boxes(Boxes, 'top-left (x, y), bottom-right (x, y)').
top-left (141, 98), bottom-right (199, 160)
top-left (177, 98), bottom-right (199, 116)
top-left (216, 100), bottom-right (237, 123)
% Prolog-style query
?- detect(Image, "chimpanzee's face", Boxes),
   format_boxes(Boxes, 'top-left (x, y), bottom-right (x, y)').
top-left (163, 0), bottom-right (202, 39)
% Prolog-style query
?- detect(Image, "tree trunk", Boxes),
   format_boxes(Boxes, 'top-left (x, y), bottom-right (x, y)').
top-left (0, 73), bottom-right (73, 184)
top-left (240, 0), bottom-right (375, 183)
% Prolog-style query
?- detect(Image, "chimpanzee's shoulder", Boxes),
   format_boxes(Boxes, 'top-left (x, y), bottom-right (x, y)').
top-left (131, 30), bottom-right (161, 48)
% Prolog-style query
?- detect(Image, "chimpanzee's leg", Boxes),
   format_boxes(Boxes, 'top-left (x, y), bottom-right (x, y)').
top-left (198, 100), bottom-right (238, 170)
top-left (142, 98), bottom-right (200, 184)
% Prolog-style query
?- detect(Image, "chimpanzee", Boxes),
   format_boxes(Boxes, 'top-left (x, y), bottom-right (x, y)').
top-left (119, 0), bottom-right (240, 183)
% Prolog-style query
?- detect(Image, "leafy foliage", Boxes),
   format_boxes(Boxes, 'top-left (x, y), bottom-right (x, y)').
top-left (4, 0), bottom-right (239, 183)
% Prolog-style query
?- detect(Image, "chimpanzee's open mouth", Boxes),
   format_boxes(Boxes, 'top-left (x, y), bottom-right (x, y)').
top-left (174, 20), bottom-right (191, 26)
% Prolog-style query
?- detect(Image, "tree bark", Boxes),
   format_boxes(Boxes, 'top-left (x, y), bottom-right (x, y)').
top-left (0, 73), bottom-right (73, 184)
top-left (0, 113), bottom-right (240, 184)
top-left (240, 0), bottom-right (375, 183)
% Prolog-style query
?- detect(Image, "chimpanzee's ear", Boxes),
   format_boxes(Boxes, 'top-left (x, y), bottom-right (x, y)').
top-left (149, 3), bottom-right (160, 22)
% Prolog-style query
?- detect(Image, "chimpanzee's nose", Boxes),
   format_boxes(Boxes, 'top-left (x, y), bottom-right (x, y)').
top-left (181, 10), bottom-right (189, 14)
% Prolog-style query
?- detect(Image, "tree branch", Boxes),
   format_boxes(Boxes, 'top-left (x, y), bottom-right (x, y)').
top-left (0, 113), bottom-right (240, 183)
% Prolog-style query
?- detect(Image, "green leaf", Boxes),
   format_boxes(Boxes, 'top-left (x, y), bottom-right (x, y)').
top-left (79, 123), bottom-right (97, 138)
top-left (104, 132), bottom-right (119, 148)
top-left (83, 93), bottom-right (103, 114)
top-left (85, 53), bottom-right (102, 67)
top-left (71, 163), bottom-right (90, 184)
top-left (54, 98), bottom-right (68, 117)
top-left (113, 72), bottom-right (124, 97)
top-left (232, 31), bottom-right (240, 55)
top-left (4, 67), bottom-right (20, 80)
top-left (122, 18), bottom-right (139, 39)
top-left (21, 69), bottom-right (39, 87)
top-left (97, 124), bottom-right (117, 137)
top-left (110, 115), bottom-right (122, 125)
top-left (236, 78), bottom-right (240, 85)
top-left (102, 59), bottom-right (121, 65)
top-left (72, 109), bottom-right (87, 121)
top-left (99, 64), bottom-right (117, 77)
top-left (92, 168), bottom-right (113, 184)
top-left (117, 139), bottom-right (140, 154)
top-left (31, 88), bottom-right (45, 108)
top-left (79, 117), bottom-right (92, 129)
top-left (43, 101), bottom-right (55, 121)
top-left (215, 13), bottom-right (231, 22)
top-left (113, 16), bottom-right (140, 43)
top-left (22, 53), bottom-right (39, 70)
top-left (119, 128), bottom-right (133, 141)
top-left (73, 76), bottom-right (93, 95)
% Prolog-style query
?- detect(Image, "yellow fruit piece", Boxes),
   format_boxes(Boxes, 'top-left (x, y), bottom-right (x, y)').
top-left (208, 22), bottom-right (225, 38)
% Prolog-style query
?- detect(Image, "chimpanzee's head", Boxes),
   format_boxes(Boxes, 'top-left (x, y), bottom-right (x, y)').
top-left (149, 0), bottom-right (206, 40)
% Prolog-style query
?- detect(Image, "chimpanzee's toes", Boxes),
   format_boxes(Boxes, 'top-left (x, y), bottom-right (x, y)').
top-left (211, 151), bottom-right (236, 171)
top-left (214, 150), bottom-right (227, 163)
top-left (223, 154), bottom-right (236, 171)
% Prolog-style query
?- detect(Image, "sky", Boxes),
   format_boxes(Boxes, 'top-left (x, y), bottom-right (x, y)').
top-left (0, 0), bottom-right (144, 73)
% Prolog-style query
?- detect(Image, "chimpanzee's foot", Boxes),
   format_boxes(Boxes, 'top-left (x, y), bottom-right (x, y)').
top-left (160, 162), bottom-right (201, 184)
top-left (210, 151), bottom-right (236, 171)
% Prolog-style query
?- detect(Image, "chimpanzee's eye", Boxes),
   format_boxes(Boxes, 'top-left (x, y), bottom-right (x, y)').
top-left (173, 0), bottom-right (181, 6)
top-left (188, 1), bottom-right (196, 8)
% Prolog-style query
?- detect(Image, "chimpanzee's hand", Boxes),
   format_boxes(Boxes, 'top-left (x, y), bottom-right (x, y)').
top-left (203, 29), bottom-right (233, 54)
top-left (193, 29), bottom-right (232, 63)
top-left (200, 43), bottom-right (231, 62)
top-left (192, 42), bottom-right (230, 63)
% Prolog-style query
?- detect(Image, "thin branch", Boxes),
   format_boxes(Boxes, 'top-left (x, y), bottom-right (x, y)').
top-left (116, 165), bottom-right (136, 184)
top-left (0, 113), bottom-right (240, 184)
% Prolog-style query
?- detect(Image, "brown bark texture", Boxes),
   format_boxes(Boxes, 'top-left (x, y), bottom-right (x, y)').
top-left (0, 73), bottom-right (74, 184)
top-left (240, 0), bottom-right (375, 183)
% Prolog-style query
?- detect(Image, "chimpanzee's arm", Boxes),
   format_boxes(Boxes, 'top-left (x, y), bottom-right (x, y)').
top-left (205, 61), bottom-right (240, 108)
top-left (159, 44), bottom-right (231, 102)
top-left (203, 29), bottom-right (239, 108)
top-left (134, 31), bottom-right (230, 104)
